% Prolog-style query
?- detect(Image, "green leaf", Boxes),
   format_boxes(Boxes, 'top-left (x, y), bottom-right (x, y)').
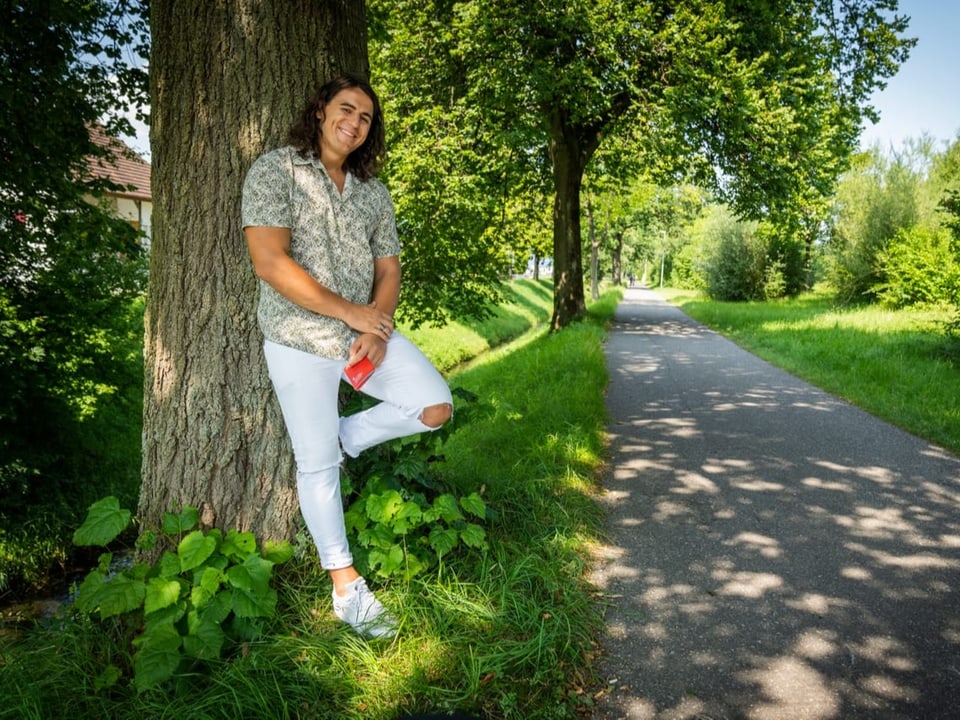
top-left (201, 590), bottom-right (233, 625)
top-left (432, 494), bottom-right (463, 524)
top-left (344, 502), bottom-right (370, 533)
top-left (392, 454), bottom-right (428, 480)
top-left (401, 551), bottom-right (427, 581)
top-left (243, 553), bottom-right (274, 589)
top-left (227, 554), bottom-right (274, 595)
top-left (158, 551), bottom-right (181, 578)
top-left (228, 614), bottom-right (263, 642)
top-left (190, 584), bottom-right (214, 610)
top-left (162, 506), bottom-right (199, 535)
top-left (428, 526), bottom-right (458, 557)
top-left (144, 602), bottom-right (185, 628)
top-left (232, 586), bottom-right (277, 619)
top-left (199, 565), bottom-right (224, 595)
top-left (398, 500), bottom-right (423, 522)
top-left (177, 530), bottom-right (216, 572)
top-left (221, 529), bottom-right (256, 559)
top-left (359, 523), bottom-right (397, 550)
top-left (390, 500), bottom-right (423, 535)
top-left (183, 614), bottom-right (226, 660)
top-left (74, 567), bottom-right (109, 614)
top-left (366, 489), bottom-right (404, 523)
top-left (459, 492), bottom-right (487, 519)
top-left (144, 577), bottom-right (182, 614)
top-left (93, 664), bottom-right (122, 690)
top-left (369, 545), bottom-right (404, 575)
top-left (263, 540), bottom-right (294, 565)
top-left (72, 496), bottom-right (131, 546)
top-left (226, 564), bottom-right (252, 591)
top-left (135, 529), bottom-right (158, 551)
top-left (96, 574), bottom-right (146, 618)
top-left (133, 623), bottom-right (182, 691)
top-left (459, 523), bottom-right (488, 550)
top-left (130, 560), bottom-right (153, 580)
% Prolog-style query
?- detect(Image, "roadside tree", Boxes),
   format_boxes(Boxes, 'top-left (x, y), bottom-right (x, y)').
top-left (0, 0), bottom-right (149, 588)
top-left (138, 0), bottom-right (368, 538)
top-left (371, 0), bottom-right (913, 327)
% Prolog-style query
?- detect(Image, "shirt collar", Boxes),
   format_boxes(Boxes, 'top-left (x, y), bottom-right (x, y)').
top-left (290, 147), bottom-right (355, 196)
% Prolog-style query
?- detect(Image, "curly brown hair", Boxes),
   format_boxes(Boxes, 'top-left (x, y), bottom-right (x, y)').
top-left (288, 73), bottom-right (385, 181)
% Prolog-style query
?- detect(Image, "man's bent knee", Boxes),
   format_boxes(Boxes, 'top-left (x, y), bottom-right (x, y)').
top-left (421, 402), bottom-right (452, 429)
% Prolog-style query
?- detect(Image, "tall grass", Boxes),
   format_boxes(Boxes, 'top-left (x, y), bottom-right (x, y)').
top-left (404, 278), bottom-right (555, 372)
top-left (0, 282), bottom-right (620, 720)
top-left (662, 287), bottom-right (960, 455)
top-left (0, 281), bottom-right (553, 600)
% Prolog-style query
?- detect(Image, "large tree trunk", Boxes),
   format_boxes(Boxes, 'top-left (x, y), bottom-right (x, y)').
top-left (586, 194), bottom-right (599, 301)
top-left (548, 112), bottom-right (588, 330)
top-left (611, 225), bottom-right (624, 287)
top-left (140, 0), bottom-right (369, 540)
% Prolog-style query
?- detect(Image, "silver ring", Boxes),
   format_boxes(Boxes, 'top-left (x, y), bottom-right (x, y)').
top-left (379, 323), bottom-right (386, 332)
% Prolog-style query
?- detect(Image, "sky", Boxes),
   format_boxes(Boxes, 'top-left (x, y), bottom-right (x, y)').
top-left (122, 112), bottom-right (150, 159)
top-left (859, 0), bottom-right (960, 151)
top-left (121, 0), bottom-right (958, 159)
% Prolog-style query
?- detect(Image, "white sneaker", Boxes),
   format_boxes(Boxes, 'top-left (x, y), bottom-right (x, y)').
top-left (332, 577), bottom-right (397, 639)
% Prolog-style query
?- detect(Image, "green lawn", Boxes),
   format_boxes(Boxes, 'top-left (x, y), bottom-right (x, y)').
top-left (7, 280), bottom-right (950, 720)
top-left (0, 280), bottom-right (619, 720)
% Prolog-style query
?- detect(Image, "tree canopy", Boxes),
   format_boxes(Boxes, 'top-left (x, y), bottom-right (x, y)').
top-left (370, 0), bottom-right (914, 327)
top-left (0, 0), bottom-right (149, 586)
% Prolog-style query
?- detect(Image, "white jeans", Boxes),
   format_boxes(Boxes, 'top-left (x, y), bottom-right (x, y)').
top-left (263, 334), bottom-right (452, 570)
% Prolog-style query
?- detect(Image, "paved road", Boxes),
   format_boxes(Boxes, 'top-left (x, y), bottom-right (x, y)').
top-left (590, 287), bottom-right (960, 720)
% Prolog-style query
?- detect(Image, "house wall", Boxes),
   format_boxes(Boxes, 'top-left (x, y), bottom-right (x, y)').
top-left (113, 196), bottom-right (153, 241)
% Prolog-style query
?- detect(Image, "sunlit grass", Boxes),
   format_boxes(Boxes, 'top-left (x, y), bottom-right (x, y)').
top-left (403, 278), bottom-right (554, 372)
top-left (660, 287), bottom-right (960, 454)
top-left (1, 284), bottom-right (620, 720)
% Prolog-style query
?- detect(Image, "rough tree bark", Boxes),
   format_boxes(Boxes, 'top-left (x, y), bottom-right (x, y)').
top-left (140, 0), bottom-right (369, 540)
top-left (548, 109), bottom-right (588, 330)
top-left (547, 96), bottom-right (626, 329)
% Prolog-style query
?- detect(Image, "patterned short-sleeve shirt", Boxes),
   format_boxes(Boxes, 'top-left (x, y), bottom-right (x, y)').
top-left (241, 146), bottom-right (401, 359)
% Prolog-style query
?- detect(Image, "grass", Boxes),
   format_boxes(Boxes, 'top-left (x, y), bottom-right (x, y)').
top-left (660, 286), bottom-right (960, 455)
top-left (403, 278), bottom-right (555, 372)
top-left (7, 278), bottom-right (955, 718)
top-left (0, 280), bottom-right (620, 720)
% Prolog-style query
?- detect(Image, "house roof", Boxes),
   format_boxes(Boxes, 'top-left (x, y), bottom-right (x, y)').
top-left (87, 125), bottom-right (152, 201)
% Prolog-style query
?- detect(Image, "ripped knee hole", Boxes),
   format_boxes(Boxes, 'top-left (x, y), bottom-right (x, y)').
top-left (420, 402), bottom-right (453, 428)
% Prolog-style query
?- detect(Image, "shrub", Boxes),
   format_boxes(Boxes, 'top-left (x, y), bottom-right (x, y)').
top-left (702, 213), bottom-right (765, 301)
top-left (669, 242), bottom-right (708, 290)
top-left (828, 143), bottom-right (930, 303)
top-left (341, 387), bottom-right (491, 580)
top-left (874, 226), bottom-right (958, 308)
top-left (0, 293), bottom-right (144, 593)
top-left (70, 497), bottom-right (293, 692)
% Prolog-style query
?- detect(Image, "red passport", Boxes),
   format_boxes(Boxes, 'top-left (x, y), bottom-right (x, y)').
top-left (344, 356), bottom-right (375, 390)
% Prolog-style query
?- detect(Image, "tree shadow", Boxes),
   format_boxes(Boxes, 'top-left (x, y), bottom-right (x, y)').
top-left (592, 291), bottom-right (960, 719)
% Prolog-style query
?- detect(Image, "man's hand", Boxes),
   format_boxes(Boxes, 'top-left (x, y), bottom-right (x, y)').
top-left (343, 301), bottom-right (393, 343)
top-left (348, 333), bottom-right (389, 367)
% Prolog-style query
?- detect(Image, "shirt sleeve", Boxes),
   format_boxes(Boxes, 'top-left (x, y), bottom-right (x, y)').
top-left (369, 179), bottom-right (401, 259)
top-left (241, 149), bottom-right (294, 229)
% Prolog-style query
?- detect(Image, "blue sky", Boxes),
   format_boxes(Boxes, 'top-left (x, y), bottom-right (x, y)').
top-left (860, 0), bottom-right (960, 150)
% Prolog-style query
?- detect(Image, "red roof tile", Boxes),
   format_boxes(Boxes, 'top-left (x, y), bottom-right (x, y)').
top-left (87, 125), bottom-right (152, 201)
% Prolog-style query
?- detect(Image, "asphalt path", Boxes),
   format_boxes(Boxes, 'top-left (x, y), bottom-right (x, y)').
top-left (590, 287), bottom-right (960, 720)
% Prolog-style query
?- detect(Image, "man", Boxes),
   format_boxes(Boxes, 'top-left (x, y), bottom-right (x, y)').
top-left (243, 74), bottom-right (452, 639)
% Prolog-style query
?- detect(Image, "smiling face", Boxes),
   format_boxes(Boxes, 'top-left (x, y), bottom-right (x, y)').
top-left (316, 86), bottom-right (375, 170)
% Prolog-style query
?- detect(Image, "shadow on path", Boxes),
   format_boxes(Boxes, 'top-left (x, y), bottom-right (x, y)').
top-left (590, 288), bottom-right (960, 720)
